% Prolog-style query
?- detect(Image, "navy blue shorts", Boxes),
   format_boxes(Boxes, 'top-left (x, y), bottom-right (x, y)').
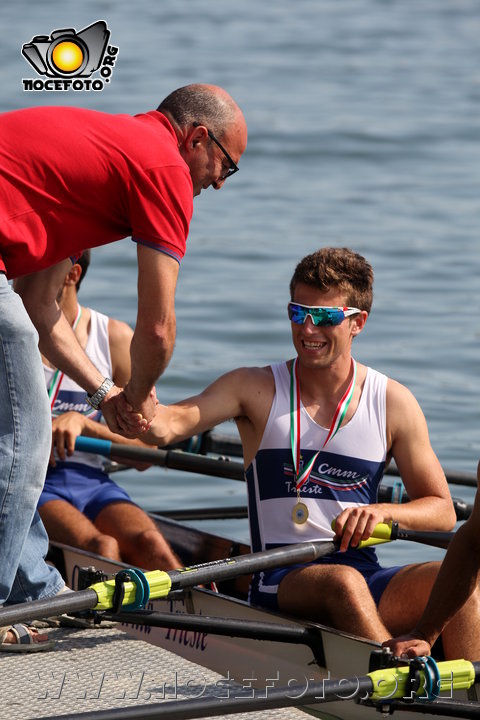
top-left (38, 462), bottom-right (134, 521)
top-left (249, 546), bottom-right (402, 610)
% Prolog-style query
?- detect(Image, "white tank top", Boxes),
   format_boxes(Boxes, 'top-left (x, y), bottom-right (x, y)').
top-left (245, 360), bottom-right (388, 552)
top-left (44, 308), bottom-right (112, 470)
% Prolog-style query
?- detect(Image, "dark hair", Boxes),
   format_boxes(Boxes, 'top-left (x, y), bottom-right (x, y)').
top-left (289, 247), bottom-right (374, 313)
top-left (75, 249), bottom-right (91, 291)
top-left (158, 84), bottom-right (237, 139)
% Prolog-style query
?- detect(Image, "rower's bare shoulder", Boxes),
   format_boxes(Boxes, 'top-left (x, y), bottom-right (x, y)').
top-left (232, 365), bottom-right (274, 393)
top-left (225, 365), bottom-right (274, 415)
top-left (385, 375), bottom-right (421, 411)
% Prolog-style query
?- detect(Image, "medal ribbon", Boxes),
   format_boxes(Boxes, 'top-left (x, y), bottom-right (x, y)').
top-left (48, 305), bottom-right (82, 412)
top-left (289, 356), bottom-right (357, 495)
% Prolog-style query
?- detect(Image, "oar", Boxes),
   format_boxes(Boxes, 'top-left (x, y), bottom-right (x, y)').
top-left (336, 521), bottom-right (455, 550)
top-left (76, 437), bottom-right (473, 521)
top-left (0, 519), bottom-right (457, 627)
top-left (36, 659), bottom-right (480, 720)
top-left (370, 522), bottom-right (454, 550)
top-left (75, 436), bottom-right (245, 480)
top-left (175, 429), bottom-right (479, 488)
top-left (0, 539), bottom-right (338, 627)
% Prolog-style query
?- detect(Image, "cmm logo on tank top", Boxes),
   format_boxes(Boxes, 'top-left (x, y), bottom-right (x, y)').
top-left (21, 21), bottom-right (118, 92)
top-left (283, 458), bottom-right (369, 492)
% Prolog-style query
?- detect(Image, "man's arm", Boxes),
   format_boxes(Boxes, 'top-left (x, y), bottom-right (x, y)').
top-left (108, 316), bottom-right (134, 388)
top-left (118, 245), bottom-right (179, 426)
top-left (50, 316), bottom-right (150, 468)
top-left (15, 260), bottom-right (145, 437)
top-left (15, 260), bottom-right (107, 395)
top-left (384, 470), bottom-right (480, 657)
top-left (334, 379), bottom-right (456, 551)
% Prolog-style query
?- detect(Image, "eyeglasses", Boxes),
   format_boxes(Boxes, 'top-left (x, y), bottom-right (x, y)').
top-left (193, 121), bottom-right (239, 180)
top-left (288, 302), bottom-right (361, 327)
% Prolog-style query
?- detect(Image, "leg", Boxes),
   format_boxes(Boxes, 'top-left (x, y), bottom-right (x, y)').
top-left (379, 561), bottom-right (480, 661)
top-left (39, 500), bottom-right (122, 560)
top-left (277, 563), bottom-right (391, 641)
top-left (0, 277), bottom-right (63, 604)
top-left (94, 502), bottom-right (181, 570)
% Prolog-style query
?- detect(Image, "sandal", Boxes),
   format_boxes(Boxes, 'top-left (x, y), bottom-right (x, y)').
top-left (0, 623), bottom-right (55, 653)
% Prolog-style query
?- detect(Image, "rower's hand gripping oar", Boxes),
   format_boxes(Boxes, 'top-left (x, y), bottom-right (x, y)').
top-left (332, 520), bottom-right (455, 550)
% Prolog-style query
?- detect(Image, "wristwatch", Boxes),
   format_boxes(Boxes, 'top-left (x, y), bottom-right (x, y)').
top-left (86, 377), bottom-right (114, 410)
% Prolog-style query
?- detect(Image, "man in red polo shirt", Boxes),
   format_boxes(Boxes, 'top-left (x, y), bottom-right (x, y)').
top-left (0, 83), bottom-right (247, 649)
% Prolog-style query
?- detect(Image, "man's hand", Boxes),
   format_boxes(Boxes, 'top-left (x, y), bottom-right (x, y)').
top-left (333, 505), bottom-right (391, 552)
top-left (101, 386), bottom-right (150, 438)
top-left (50, 411), bottom-right (86, 466)
top-left (382, 633), bottom-right (432, 659)
top-left (107, 383), bottom-right (158, 438)
top-left (123, 383), bottom-right (157, 422)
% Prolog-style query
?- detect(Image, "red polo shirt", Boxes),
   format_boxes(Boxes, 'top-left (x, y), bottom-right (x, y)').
top-left (0, 106), bottom-right (193, 278)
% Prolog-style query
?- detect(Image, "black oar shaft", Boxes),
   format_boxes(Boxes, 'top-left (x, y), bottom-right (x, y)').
top-left (77, 438), bottom-right (475, 519)
top-left (112, 444), bottom-right (243, 480)
top-left (75, 437), bottom-right (244, 481)
top-left (188, 430), bottom-right (479, 488)
top-left (36, 676), bottom-right (375, 720)
top-left (106, 610), bottom-right (319, 647)
top-left (167, 541), bottom-right (338, 590)
top-left (0, 588), bottom-right (98, 626)
top-left (389, 523), bottom-right (454, 550)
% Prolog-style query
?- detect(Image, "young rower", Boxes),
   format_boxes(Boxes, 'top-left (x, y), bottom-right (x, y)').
top-left (142, 247), bottom-right (480, 661)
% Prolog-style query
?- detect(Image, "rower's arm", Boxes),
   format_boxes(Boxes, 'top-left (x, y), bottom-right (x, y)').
top-left (385, 472), bottom-right (480, 655)
top-left (385, 378), bottom-right (456, 530)
top-left (334, 378), bottom-right (455, 551)
top-left (145, 366), bottom-right (267, 448)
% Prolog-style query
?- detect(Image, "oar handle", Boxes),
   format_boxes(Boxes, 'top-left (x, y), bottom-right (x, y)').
top-left (330, 519), bottom-right (394, 547)
top-left (332, 521), bottom-right (454, 550)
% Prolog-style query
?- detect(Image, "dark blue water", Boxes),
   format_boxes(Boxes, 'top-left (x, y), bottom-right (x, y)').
top-left (1, 0), bottom-right (479, 563)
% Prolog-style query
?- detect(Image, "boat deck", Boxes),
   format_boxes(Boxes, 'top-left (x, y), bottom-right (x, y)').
top-left (0, 622), bottom-right (308, 720)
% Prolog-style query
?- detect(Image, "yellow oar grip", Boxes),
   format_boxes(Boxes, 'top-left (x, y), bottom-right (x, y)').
top-left (370, 522), bottom-right (393, 540)
top-left (330, 519), bottom-right (393, 548)
top-left (368, 659), bottom-right (475, 701)
top-left (91, 570), bottom-right (172, 610)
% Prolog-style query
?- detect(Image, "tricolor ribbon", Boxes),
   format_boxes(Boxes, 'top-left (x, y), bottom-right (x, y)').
top-left (289, 357), bottom-right (357, 494)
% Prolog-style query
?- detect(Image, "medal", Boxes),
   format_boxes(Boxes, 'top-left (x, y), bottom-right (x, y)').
top-left (292, 502), bottom-right (309, 525)
top-left (289, 357), bottom-right (357, 526)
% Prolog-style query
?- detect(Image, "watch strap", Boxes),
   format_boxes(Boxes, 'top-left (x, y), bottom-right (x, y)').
top-left (86, 377), bottom-right (114, 410)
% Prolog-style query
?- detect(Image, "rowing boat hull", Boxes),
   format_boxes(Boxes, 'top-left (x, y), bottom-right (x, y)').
top-left (48, 515), bottom-right (479, 719)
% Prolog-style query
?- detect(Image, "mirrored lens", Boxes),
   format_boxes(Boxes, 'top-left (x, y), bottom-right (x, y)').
top-left (288, 303), bottom-right (346, 327)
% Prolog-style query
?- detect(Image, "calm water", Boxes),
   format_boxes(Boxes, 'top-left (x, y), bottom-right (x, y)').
top-left (1, 1), bottom-right (479, 564)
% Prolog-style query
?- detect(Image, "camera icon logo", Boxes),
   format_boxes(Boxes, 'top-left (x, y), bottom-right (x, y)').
top-left (22, 20), bottom-right (119, 91)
